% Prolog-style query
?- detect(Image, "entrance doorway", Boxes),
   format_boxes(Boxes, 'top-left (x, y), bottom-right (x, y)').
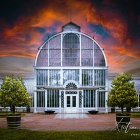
top-left (64, 91), bottom-right (78, 113)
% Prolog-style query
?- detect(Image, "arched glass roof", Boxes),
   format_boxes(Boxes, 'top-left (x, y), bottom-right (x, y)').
top-left (35, 23), bottom-right (107, 67)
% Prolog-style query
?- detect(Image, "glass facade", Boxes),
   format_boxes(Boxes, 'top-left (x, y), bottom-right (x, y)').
top-left (49, 70), bottom-right (60, 86)
top-left (36, 34), bottom-right (106, 67)
top-left (94, 42), bottom-right (105, 66)
top-left (98, 91), bottom-right (105, 107)
top-left (47, 90), bottom-right (59, 107)
top-left (94, 70), bottom-right (106, 86)
top-left (63, 33), bottom-right (80, 66)
top-left (63, 70), bottom-right (79, 84)
top-left (34, 22), bottom-right (108, 113)
top-left (83, 90), bottom-right (96, 107)
top-left (49, 35), bottom-right (61, 66)
top-left (36, 69), bottom-right (48, 86)
top-left (82, 70), bottom-right (93, 86)
top-left (37, 91), bottom-right (45, 107)
top-left (81, 35), bottom-right (93, 66)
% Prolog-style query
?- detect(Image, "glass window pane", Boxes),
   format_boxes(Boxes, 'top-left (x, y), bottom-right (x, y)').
top-left (82, 70), bottom-right (93, 86)
top-left (81, 35), bottom-right (93, 66)
top-left (67, 96), bottom-right (70, 107)
top-left (49, 35), bottom-right (61, 66)
top-left (37, 42), bottom-right (48, 67)
top-left (49, 70), bottom-right (60, 86)
top-left (94, 43), bottom-right (105, 66)
top-left (63, 33), bottom-right (80, 66)
top-left (72, 96), bottom-right (76, 107)
top-left (63, 70), bottom-right (79, 84)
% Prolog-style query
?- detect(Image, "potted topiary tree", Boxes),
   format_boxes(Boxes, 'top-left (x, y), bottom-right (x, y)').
top-left (0, 75), bottom-right (30, 129)
top-left (107, 73), bottom-right (138, 128)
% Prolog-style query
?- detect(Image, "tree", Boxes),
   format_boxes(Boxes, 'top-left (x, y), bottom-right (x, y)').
top-left (0, 75), bottom-right (30, 113)
top-left (107, 73), bottom-right (138, 113)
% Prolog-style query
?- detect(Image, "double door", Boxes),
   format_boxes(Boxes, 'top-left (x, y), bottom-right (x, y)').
top-left (64, 91), bottom-right (78, 113)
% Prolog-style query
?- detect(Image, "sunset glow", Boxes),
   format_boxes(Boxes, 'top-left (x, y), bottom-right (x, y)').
top-left (0, 0), bottom-right (139, 75)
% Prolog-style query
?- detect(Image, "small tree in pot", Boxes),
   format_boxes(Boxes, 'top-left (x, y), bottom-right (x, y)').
top-left (107, 73), bottom-right (138, 128)
top-left (108, 73), bottom-right (138, 113)
top-left (0, 75), bottom-right (30, 129)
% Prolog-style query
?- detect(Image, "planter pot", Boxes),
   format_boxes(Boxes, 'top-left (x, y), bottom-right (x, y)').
top-left (111, 107), bottom-right (115, 113)
top-left (44, 110), bottom-right (55, 114)
top-left (26, 106), bottom-right (30, 113)
top-left (7, 114), bottom-right (21, 129)
top-left (88, 110), bottom-right (98, 114)
top-left (116, 114), bottom-right (131, 129)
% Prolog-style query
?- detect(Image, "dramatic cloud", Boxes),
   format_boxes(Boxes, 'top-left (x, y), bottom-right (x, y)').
top-left (0, 0), bottom-right (139, 75)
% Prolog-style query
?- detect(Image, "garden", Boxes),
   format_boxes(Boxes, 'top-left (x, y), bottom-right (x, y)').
top-left (0, 73), bottom-right (139, 139)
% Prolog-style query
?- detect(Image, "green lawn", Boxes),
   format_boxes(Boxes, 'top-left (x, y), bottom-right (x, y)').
top-left (0, 129), bottom-right (140, 140)
top-left (131, 112), bottom-right (140, 118)
top-left (109, 112), bottom-right (140, 118)
top-left (0, 112), bottom-right (26, 118)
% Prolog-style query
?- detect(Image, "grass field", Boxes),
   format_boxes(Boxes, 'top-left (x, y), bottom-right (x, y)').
top-left (0, 129), bottom-right (140, 140)
top-left (0, 112), bottom-right (26, 118)
top-left (131, 112), bottom-right (140, 118)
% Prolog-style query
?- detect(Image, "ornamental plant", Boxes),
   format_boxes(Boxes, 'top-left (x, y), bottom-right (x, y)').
top-left (0, 75), bottom-right (30, 113)
top-left (107, 73), bottom-right (138, 113)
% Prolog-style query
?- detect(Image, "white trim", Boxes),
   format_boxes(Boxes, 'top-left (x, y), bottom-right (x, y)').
top-left (105, 91), bottom-right (108, 113)
top-left (48, 41), bottom-right (49, 66)
top-left (61, 34), bottom-right (62, 66)
top-left (93, 40), bottom-right (94, 67)
top-left (35, 67), bottom-right (108, 70)
top-left (34, 31), bottom-right (108, 68)
top-left (34, 91), bottom-right (37, 113)
top-left (63, 80), bottom-right (79, 88)
top-left (80, 34), bottom-right (81, 66)
top-left (45, 90), bottom-right (47, 111)
top-left (95, 90), bottom-right (98, 111)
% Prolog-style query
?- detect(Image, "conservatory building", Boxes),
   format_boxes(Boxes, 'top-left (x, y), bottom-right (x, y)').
top-left (34, 22), bottom-right (108, 113)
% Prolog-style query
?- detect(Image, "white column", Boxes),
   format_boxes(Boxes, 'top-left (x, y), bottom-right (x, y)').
top-left (61, 33), bottom-right (63, 66)
top-left (80, 34), bottom-right (81, 66)
top-left (82, 90), bottom-right (83, 113)
top-left (105, 91), bottom-right (108, 113)
top-left (34, 91), bottom-right (37, 113)
top-left (48, 41), bottom-right (49, 66)
top-left (95, 90), bottom-right (98, 111)
top-left (48, 70), bottom-right (49, 86)
top-left (93, 41), bottom-right (94, 67)
top-left (93, 69), bottom-right (94, 86)
top-left (45, 90), bottom-right (47, 111)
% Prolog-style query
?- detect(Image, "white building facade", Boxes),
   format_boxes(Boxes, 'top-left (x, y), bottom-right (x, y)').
top-left (34, 22), bottom-right (108, 113)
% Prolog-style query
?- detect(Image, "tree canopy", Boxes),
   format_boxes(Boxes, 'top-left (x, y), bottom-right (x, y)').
top-left (0, 75), bottom-right (30, 113)
top-left (107, 73), bottom-right (138, 113)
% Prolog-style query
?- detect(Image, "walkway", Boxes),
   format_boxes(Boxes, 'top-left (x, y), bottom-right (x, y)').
top-left (0, 113), bottom-right (140, 131)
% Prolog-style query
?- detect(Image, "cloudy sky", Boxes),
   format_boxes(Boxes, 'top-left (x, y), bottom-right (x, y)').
top-left (0, 0), bottom-right (140, 76)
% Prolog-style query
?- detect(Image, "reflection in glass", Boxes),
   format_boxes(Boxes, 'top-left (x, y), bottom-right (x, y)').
top-left (63, 70), bottom-right (79, 84)
top-left (82, 70), bottom-right (93, 86)
top-left (63, 33), bottom-right (80, 66)
top-left (94, 70), bottom-right (106, 86)
top-left (72, 96), bottom-right (76, 107)
top-left (49, 70), bottom-right (60, 86)
top-left (81, 35), bottom-right (93, 66)
top-left (83, 90), bottom-right (96, 107)
top-left (94, 43), bottom-right (105, 66)
top-left (67, 96), bottom-right (70, 107)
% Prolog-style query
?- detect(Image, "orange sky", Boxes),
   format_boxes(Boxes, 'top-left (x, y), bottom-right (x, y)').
top-left (0, 0), bottom-right (140, 75)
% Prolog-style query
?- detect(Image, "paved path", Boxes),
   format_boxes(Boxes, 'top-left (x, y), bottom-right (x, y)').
top-left (0, 113), bottom-right (140, 131)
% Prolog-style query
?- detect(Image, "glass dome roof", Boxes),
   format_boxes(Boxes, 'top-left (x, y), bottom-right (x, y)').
top-left (35, 22), bottom-right (107, 67)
